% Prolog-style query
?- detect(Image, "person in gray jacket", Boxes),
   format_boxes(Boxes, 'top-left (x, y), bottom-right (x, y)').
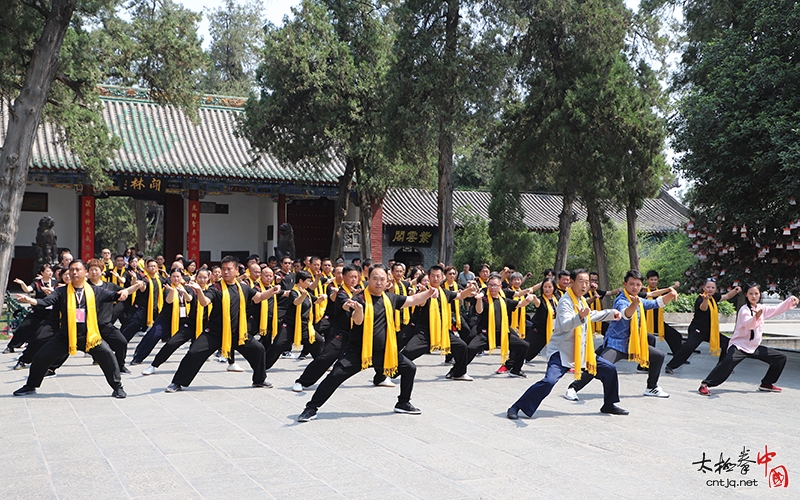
top-left (506, 269), bottom-right (626, 419)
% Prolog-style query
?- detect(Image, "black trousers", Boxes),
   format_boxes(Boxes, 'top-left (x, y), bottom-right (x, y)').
top-left (402, 329), bottom-right (468, 377)
top-left (132, 316), bottom-right (171, 363)
top-left (570, 335), bottom-right (665, 391)
top-left (265, 325), bottom-right (322, 370)
top-left (505, 329), bottom-right (548, 369)
top-left (18, 320), bottom-right (58, 364)
top-left (666, 325), bottom-right (729, 370)
top-left (396, 323), bottom-right (416, 350)
top-left (466, 330), bottom-right (529, 373)
top-left (112, 302), bottom-right (126, 325)
top-left (152, 327), bottom-right (195, 368)
top-left (100, 323), bottom-right (128, 371)
top-left (306, 346), bottom-right (416, 410)
top-left (171, 331), bottom-right (266, 387)
top-left (8, 314), bottom-right (45, 349)
top-left (702, 345), bottom-right (786, 387)
top-left (659, 322), bottom-right (684, 356)
top-left (296, 332), bottom-right (347, 387)
top-left (26, 333), bottom-right (121, 390)
top-left (121, 307), bottom-right (153, 341)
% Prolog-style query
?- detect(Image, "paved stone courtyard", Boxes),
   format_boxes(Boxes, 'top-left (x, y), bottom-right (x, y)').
top-left (2, 336), bottom-right (798, 499)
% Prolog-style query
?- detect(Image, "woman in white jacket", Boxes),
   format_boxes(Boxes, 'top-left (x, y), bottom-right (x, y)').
top-left (698, 283), bottom-right (798, 396)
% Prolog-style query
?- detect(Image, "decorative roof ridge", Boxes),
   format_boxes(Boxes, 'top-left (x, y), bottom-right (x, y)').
top-left (97, 85), bottom-right (247, 110)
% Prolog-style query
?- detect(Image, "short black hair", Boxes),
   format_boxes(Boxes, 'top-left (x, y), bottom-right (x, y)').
top-left (362, 258), bottom-right (373, 268)
top-left (368, 264), bottom-right (386, 277)
top-left (68, 259), bottom-right (86, 271)
top-left (558, 270), bottom-right (570, 278)
top-left (296, 270), bottom-right (313, 282)
top-left (342, 264), bottom-right (360, 275)
top-left (428, 264), bottom-right (445, 275)
top-left (145, 258), bottom-right (157, 265)
top-left (624, 270), bottom-right (644, 282)
top-left (221, 255), bottom-right (239, 266)
top-left (646, 270), bottom-right (659, 279)
top-left (569, 269), bottom-right (588, 281)
top-left (246, 254), bottom-right (260, 264)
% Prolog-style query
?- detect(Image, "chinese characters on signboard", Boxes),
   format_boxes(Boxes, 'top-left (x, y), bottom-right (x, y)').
top-left (81, 196), bottom-right (94, 261)
top-left (118, 175), bottom-right (166, 194)
top-left (386, 226), bottom-right (435, 247)
top-left (187, 200), bottom-right (200, 262)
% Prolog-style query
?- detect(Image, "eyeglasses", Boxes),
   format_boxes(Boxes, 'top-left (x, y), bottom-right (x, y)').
top-left (706, 278), bottom-right (717, 283)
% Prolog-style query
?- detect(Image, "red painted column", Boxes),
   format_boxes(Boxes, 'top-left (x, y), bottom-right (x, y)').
top-left (80, 185), bottom-right (95, 261)
top-left (370, 199), bottom-right (383, 263)
top-left (187, 190), bottom-right (200, 262)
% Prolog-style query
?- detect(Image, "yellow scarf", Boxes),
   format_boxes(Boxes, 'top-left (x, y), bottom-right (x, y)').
top-left (362, 292), bottom-right (398, 377)
top-left (487, 295), bottom-right (510, 363)
top-left (170, 287), bottom-right (189, 337)
top-left (314, 278), bottom-right (327, 322)
top-left (259, 280), bottom-right (279, 339)
top-left (221, 281), bottom-right (247, 358)
top-left (624, 290), bottom-right (649, 367)
top-left (566, 287), bottom-right (596, 380)
top-left (510, 287), bottom-right (526, 339)
top-left (146, 274), bottom-right (164, 327)
top-left (67, 283), bottom-right (102, 355)
top-left (428, 289), bottom-right (452, 354)
top-left (446, 282), bottom-right (461, 330)
top-left (543, 295), bottom-right (556, 343)
top-left (195, 285), bottom-right (208, 339)
top-left (477, 277), bottom-right (487, 289)
top-left (645, 286), bottom-right (665, 340)
top-left (392, 281), bottom-right (410, 330)
top-left (590, 293), bottom-right (603, 333)
top-left (708, 296), bottom-right (721, 356)
top-left (292, 286), bottom-right (316, 348)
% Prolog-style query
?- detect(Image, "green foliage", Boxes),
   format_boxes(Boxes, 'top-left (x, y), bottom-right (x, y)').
top-left (664, 294), bottom-right (736, 315)
top-left (202, 0), bottom-right (263, 96)
top-left (566, 221), bottom-right (628, 285)
top-left (672, 0), bottom-right (800, 293)
top-left (639, 232), bottom-right (697, 290)
top-left (94, 197), bottom-right (136, 253)
top-left (453, 206), bottom-right (495, 270)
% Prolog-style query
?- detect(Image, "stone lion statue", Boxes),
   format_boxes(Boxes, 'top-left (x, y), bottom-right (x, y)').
top-left (275, 223), bottom-right (295, 261)
top-left (32, 216), bottom-right (59, 274)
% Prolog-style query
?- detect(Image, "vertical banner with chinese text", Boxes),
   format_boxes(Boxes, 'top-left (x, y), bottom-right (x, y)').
top-left (80, 195), bottom-right (95, 261)
top-left (187, 199), bottom-right (200, 262)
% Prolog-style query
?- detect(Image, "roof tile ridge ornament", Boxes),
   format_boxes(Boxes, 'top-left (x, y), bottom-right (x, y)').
top-left (97, 85), bottom-right (247, 110)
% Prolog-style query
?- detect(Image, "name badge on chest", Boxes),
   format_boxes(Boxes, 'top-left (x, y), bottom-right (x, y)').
top-left (76, 308), bottom-right (86, 323)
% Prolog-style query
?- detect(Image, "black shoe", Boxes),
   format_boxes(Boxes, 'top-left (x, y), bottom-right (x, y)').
top-left (664, 366), bottom-right (674, 375)
top-left (636, 365), bottom-right (648, 372)
top-left (3, 347), bottom-right (14, 354)
top-left (600, 404), bottom-right (629, 415)
top-left (13, 385), bottom-right (36, 396)
top-left (298, 407), bottom-right (317, 422)
top-left (165, 383), bottom-right (182, 393)
top-left (507, 407), bottom-right (519, 420)
top-left (112, 387), bottom-right (127, 399)
top-left (44, 369), bottom-right (56, 378)
top-left (120, 366), bottom-right (131, 374)
top-left (252, 381), bottom-right (273, 388)
top-left (13, 361), bottom-right (26, 370)
top-left (445, 369), bottom-right (453, 379)
top-left (129, 360), bottom-right (142, 366)
top-left (394, 401), bottom-right (422, 414)
top-left (683, 360), bottom-right (690, 365)
top-left (508, 370), bottom-right (527, 378)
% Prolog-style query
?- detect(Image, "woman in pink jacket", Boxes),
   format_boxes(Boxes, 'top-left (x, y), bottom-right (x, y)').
top-left (698, 283), bottom-right (798, 396)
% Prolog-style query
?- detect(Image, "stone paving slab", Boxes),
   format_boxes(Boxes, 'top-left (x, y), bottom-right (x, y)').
top-left (2, 336), bottom-right (799, 499)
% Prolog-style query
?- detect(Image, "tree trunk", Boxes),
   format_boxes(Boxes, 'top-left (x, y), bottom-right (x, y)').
top-left (436, 0), bottom-right (458, 266)
top-left (359, 189), bottom-right (372, 260)
top-left (329, 156), bottom-right (356, 259)
top-left (554, 189), bottom-right (575, 271)
top-left (586, 203), bottom-right (610, 292)
top-left (134, 199), bottom-right (149, 252)
top-left (626, 198), bottom-right (640, 271)
top-left (0, 0), bottom-right (76, 313)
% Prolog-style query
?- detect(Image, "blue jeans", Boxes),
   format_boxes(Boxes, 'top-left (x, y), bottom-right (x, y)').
top-left (512, 351), bottom-right (620, 417)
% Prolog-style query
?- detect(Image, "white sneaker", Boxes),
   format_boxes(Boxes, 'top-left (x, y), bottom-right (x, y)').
top-left (377, 378), bottom-right (396, 388)
top-left (292, 382), bottom-right (304, 392)
top-left (281, 351), bottom-right (295, 359)
top-left (142, 365), bottom-right (156, 376)
top-left (453, 374), bottom-right (474, 381)
top-left (227, 363), bottom-right (245, 372)
top-left (563, 387), bottom-right (579, 401)
top-left (643, 386), bottom-right (670, 398)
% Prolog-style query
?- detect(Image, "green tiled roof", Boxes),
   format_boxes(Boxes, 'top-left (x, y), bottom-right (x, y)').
top-left (3, 86), bottom-right (344, 185)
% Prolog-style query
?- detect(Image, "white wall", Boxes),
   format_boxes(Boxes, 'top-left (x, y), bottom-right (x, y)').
top-left (190, 193), bottom-right (276, 261)
top-left (17, 185), bottom-right (78, 254)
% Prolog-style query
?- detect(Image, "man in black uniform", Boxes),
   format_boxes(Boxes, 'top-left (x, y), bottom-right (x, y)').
top-left (13, 260), bottom-right (128, 398)
top-left (121, 258), bottom-right (165, 341)
top-left (165, 255), bottom-right (279, 392)
top-left (298, 265), bottom-right (435, 422)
